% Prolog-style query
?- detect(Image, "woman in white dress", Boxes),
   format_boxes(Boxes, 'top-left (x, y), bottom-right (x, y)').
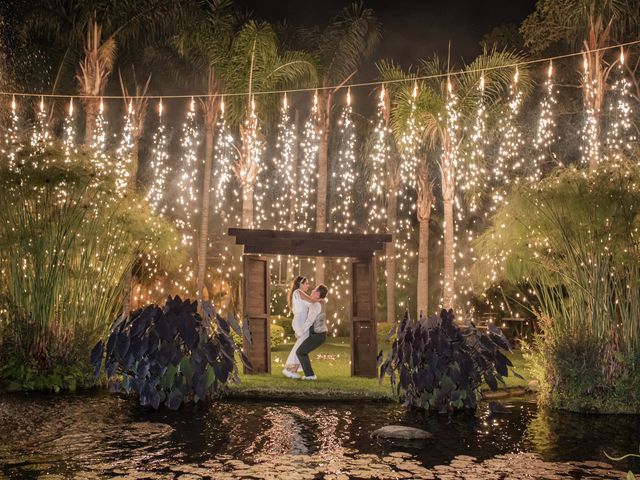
top-left (283, 276), bottom-right (323, 378)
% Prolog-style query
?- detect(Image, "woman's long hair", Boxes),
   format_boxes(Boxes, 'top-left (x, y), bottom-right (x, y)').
top-left (288, 275), bottom-right (306, 309)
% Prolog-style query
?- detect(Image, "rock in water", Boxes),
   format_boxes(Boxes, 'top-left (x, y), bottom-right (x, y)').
top-left (372, 425), bottom-right (432, 440)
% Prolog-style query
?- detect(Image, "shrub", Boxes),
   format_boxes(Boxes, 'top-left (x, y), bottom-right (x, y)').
top-left (380, 309), bottom-right (520, 413)
top-left (0, 145), bottom-right (181, 393)
top-left (92, 296), bottom-right (249, 410)
top-left (231, 322), bottom-right (285, 347)
top-left (474, 163), bottom-right (640, 413)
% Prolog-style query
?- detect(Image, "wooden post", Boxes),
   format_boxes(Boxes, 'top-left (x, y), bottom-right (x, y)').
top-left (350, 256), bottom-right (378, 378)
top-left (242, 255), bottom-right (271, 374)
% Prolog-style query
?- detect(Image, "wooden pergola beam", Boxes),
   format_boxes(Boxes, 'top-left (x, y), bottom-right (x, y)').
top-left (228, 228), bottom-right (390, 258)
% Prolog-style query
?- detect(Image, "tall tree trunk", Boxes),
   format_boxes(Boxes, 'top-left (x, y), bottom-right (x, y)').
top-left (441, 149), bottom-right (455, 309)
top-left (242, 187), bottom-right (254, 228)
top-left (83, 98), bottom-right (98, 145)
top-left (385, 188), bottom-right (398, 323)
top-left (583, 16), bottom-right (609, 171)
top-left (197, 103), bottom-right (217, 302)
top-left (417, 165), bottom-right (434, 318)
top-left (286, 110), bottom-right (300, 282)
top-left (314, 91), bottom-right (331, 284)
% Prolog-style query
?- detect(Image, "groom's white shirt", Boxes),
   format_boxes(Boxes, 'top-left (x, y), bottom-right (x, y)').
top-left (301, 301), bottom-right (322, 334)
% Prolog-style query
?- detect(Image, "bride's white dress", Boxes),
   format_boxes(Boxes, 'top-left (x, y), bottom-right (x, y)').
top-left (285, 289), bottom-right (309, 369)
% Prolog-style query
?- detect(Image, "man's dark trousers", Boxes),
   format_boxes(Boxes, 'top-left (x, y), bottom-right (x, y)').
top-left (296, 326), bottom-right (326, 377)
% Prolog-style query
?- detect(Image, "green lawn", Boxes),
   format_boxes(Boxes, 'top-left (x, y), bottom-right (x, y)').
top-left (229, 336), bottom-right (531, 401)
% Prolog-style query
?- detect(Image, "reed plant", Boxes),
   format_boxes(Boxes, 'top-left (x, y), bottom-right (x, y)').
top-left (0, 145), bottom-right (179, 391)
top-left (474, 162), bottom-right (640, 412)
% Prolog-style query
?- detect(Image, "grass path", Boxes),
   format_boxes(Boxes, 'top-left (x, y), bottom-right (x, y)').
top-left (229, 337), bottom-right (531, 401)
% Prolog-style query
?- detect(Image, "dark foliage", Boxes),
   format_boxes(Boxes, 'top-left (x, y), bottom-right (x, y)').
top-left (92, 296), bottom-right (250, 410)
top-left (379, 309), bottom-right (521, 413)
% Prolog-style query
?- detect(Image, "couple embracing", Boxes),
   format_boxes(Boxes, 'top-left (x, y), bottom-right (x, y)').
top-left (282, 276), bottom-right (328, 380)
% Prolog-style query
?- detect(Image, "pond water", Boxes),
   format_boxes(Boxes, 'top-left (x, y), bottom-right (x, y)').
top-left (0, 393), bottom-right (638, 479)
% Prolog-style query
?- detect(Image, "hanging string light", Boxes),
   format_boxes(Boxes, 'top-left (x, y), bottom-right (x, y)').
top-left (580, 56), bottom-right (600, 166)
top-left (605, 47), bottom-right (635, 163)
top-left (533, 61), bottom-right (559, 177)
top-left (240, 97), bottom-right (265, 228)
top-left (175, 97), bottom-right (200, 248)
top-left (91, 98), bottom-right (109, 178)
top-left (30, 96), bottom-right (51, 150)
top-left (459, 74), bottom-right (487, 213)
top-left (115, 100), bottom-right (134, 191)
top-left (147, 99), bottom-right (169, 215)
top-left (331, 88), bottom-right (357, 234)
top-left (400, 83), bottom-right (419, 189)
top-left (489, 67), bottom-right (524, 212)
top-left (297, 91), bottom-right (319, 232)
top-left (63, 99), bottom-right (76, 161)
top-left (367, 86), bottom-right (390, 232)
top-left (272, 93), bottom-right (297, 230)
top-left (4, 96), bottom-right (20, 171)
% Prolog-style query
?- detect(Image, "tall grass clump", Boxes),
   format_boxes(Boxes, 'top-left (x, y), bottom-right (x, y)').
top-left (474, 162), bottom-right (640, 413)
top-left (0, 145), bottom-right (180, 392)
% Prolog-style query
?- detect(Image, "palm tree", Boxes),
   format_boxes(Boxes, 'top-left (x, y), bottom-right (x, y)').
top-left (23, 0), bottom-right (187, 144)
top-left (405, 51), bottom-right (528, 310)
top-left (521, 0), bottom-right (639, 170)
top-left (379, 66), bottom-right (439, 318)
top-left (300, 2), bottom-right (380, 283)
top-left (175, 0), bottom-right (237, 302)
top-left (224, 20), bottom-right (316, 229)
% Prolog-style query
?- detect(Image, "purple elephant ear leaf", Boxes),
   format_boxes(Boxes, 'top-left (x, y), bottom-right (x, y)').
top-left (90, 341), bottom-right (103, 380)
top-left (226, 312), bottom-right (242, 335)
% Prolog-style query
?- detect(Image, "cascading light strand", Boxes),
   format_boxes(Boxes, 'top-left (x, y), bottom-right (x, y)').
top-left (533, 60), bottom-right (559, 177)
top-left (605, 47), bottom-right (635, 164)
top-left (63, 98), bottom-right (76, 160)
top-left (297, 91), bottom-right (319, 232)
top-left (272, 93), bottom-right (297, 230)
top-left (115, 100), bottom-right (134, 191)
top-left (147, 99), bottom-right (170, 215)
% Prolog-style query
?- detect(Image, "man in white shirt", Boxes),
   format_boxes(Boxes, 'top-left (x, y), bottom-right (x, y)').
top-left (295, 284), bottom-right (328, 380)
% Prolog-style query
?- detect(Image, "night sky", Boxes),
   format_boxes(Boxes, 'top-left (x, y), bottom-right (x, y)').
top-left (237, 0), bottom-right (536, 81)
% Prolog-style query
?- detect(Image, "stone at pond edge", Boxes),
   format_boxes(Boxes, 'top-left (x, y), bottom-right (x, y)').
top-left (371, 425), bottom-right (432, 440)
top-left (527, 379), bottom-right (540, 392)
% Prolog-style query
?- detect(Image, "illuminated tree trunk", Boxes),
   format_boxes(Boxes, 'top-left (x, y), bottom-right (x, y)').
top-left (315, 90), bottom-right (332, 283)
top-left (286, 110), bottom-right (300, 282)
top-left (441, 142), bottom-right (455, 309)
top-left (83, 99), bottom-right (99, 145)
top-left (197, 97), bottom-right (219, 302)
top-left (417, 165), bottom-right (434, 318)
top-left (385, 187), bottom-right (397, 323)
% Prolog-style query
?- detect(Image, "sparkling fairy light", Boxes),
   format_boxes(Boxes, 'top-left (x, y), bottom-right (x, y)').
top-left (331, 88), bottom-right (357, 234)
top-left (30, 97), bottom-right (51, 149)
top-left (91, 98), bottom-right (109, 178)
top-left (147, 99), bottom-right (170, 215)
top-left (115, 100), bottom-right (134, 191)
top-left (459, 74), bottom-right (487, 213)
top-left (580, 56), bottom-right (600, 167)
top-left (367, 86), bottom-right (390, 231)
top-left (63, 99), bottom-right (76, 160)
top-left (493, 67), bottom-right (524, 203)
top-left (212, 97), bottom-right (240, 221)
top-left (297, 91), bottom-right (319, 231)
top-left (175, 98), bottom-right (200, 248)
top-left (272, 94), bottom-right (296, 230)
top-left (4, 96), bottom-right (20, 171)
top-left (605, 48), bottom-right (635, 163)
top-left (239, 97), bottom-right (265, 228)
top-left (533, 61), bottom-right (559, 177)
top-left (400, 83), bottom-right (419, 189)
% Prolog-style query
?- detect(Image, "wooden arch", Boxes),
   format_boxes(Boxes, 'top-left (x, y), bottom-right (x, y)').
top-left (228, 228), bottom-right (391, 378)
